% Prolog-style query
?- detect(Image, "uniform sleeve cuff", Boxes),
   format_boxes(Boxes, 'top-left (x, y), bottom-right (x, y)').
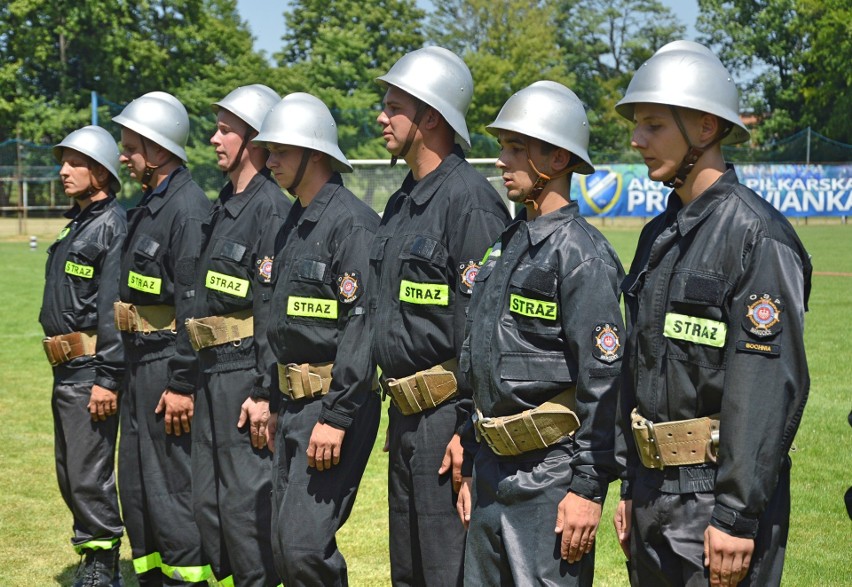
top-left (94, 375), bottom-right (121, 393)
top-left (620, 479), bottom-right (633, 500)
top-left (166, 378), bottom-right (195, 395)
top-left (250, 385), bottom-right (271, 401)
top-left (319, 408), bottom-right (353, 430)
top-left (569, 473), bottom-right (609, 503)
top-left (710, 503), bottom-right (760, 538)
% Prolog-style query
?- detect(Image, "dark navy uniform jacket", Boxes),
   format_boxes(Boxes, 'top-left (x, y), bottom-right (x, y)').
top-left (40, 196), bottom-right (127, 391)
top-left (460, 202), bottom-right (625, 501)
top-left (118, 166), bottom-right (211, 394)
top-left (368, 146), bottom-right (510, 429)
top-left (267, 174), bottom-right (379, 429)
top-left (178, 169), bottom-right (290, 398)
top-left (617, 167), bottom-right (812, 537)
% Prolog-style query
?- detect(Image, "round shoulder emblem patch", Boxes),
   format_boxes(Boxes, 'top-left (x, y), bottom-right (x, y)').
top-left (338, 271), bottom-right (360, 303)
top-left (256, 256), bottom-right (274, 283)
top-left (459, 260), bottom-right (480, 295)
top-left (743, 293), bottom-right (783, 338)
top-left (593, 323), bottom-right (622, 363)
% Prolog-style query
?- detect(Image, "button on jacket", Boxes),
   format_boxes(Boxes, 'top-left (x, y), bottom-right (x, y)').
top-left (461, 202), bottom-right (624, 499)
top-left (617, 167), bottom-right (812, 535)
top-left (267, 174), bottom-right (379, 428)
top-left (369, 146), bottom-right (511, 426)
top-left (118, 166), bottom-right (211, 393)
top-left (186, 169), bottom-right (290, 396)
top-left (40, 196), bottom-right (127, 390)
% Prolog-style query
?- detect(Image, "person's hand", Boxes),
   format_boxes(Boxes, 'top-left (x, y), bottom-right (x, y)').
top-left (88, 384), bottom-right (118, 422)
top-left (266, 412), bottom-right (278, 453)
top-left (438, 433), bottom-right (464, 493)
top-left (307, 422), bottom-right (346, 471)
top-left (237, 397), bottom-right (271, 450)
top-left (154, 389), bottom-right (194, 435)
top-left (555, 492), bottom-right (602, 563)
top-left (613, 499), bottom-right (632, 559)
top-left (456, 477), bottom-right (473, 529)
top-left (704, 525), bottom-right (754, 587)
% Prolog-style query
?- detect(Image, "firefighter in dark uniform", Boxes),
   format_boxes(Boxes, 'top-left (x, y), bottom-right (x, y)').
top-left (456, 81), bottom-right (624, 585)
top-left (611, 41), bottom-right (812, 587)
top-left (252, 92), bottom-right (381, 586)
top-left (113, 91), bottom-right (212, 586)
top-left (41, 126), bottom-right (127, 587)
top-left (372, 47), bottom-right (511, 586)
top-left (186, 84), bottom-right (286, 587)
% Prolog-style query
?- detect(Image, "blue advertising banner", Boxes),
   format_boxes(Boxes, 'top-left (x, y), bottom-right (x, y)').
top-left (571, 164), bottom-right (852, 217)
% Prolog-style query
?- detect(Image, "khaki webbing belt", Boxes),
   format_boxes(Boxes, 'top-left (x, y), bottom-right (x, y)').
top-left (631, 408), bottom-right (720, 469)
top-left (114, 302), bottom-right (176, 333)
top-left (474, 389), bottom-right (580, 456)
top-left (42, 331), bottom-right (98, 366)
top-left (278, 361), bottom-right (334, 400)
top-left (383, 358), bottom-right (458, 416)
top-left (185, 309), bottom-right (253, 351)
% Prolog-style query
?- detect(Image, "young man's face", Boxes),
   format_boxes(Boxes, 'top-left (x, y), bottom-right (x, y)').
top-left (266, 144), bottom-right (306, 190)
top-left (58, 149), bottom-right (99, 199)
top-left (495, 130), bottom-right (556, 204)
top-left (210, 109), bottom-right (251, 172)
top-left (630, 103), bottom-right (698, 183)
top-left (119, 128), bottom-right (150, 184)
top-left (377, 85), bottom-right (420, 156)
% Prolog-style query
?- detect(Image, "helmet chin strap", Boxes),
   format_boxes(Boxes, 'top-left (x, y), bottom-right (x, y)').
top-left (225, 129), bottom-right (253, 177)
top-left (139, 136), bottom-right (160, 192)
top-left (390, 100), bottom-right (429, 168)
top-left (524, 143), bottom-right (582, 211)
top-left (665, 106), bottom-right (733, 189)
top-left (287, 148), bottom-right (313, 197)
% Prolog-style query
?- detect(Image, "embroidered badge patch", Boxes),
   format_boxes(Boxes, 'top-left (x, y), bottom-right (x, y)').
top-left (338, 271), bottom-right (360, 303)
top-left (743, 293), bottom-right (783, 338)
top-left (459, 260), bottom-right (480, 294)
top-left (256, 256), bottom-right (273, 283)
top-left (56, 227), bottom-right (71, 241)
top-left (592, 323), bottom-right (622, 363)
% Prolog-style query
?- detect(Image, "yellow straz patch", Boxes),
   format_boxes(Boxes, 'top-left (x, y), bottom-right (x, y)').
top-left (205, 270), bottom-right (249, 298)
top-left (65, 261), bottom-right (94, 279)
top-left (663, 312), bottom-right (727, 348)
top-left (127, 270), bottom-right (162, 295)
top-left (287, 296), bottom-right (338, 319)
top-left (399, 280), bottom-right (449, 306)
top-left (510, 294), bottom-right (557, 321)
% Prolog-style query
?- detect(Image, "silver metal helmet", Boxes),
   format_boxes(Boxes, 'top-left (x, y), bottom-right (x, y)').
top-left (487, 81), bottom-right (594, 175)
top-left (253, 93), bottom-right (352, 173)
top-left (212, 84), bottom-right (281, 133)
top-left (615, 40), bottom-right (750, 145)
top-left (113, 91), bottom-right (190, 161)
top-left (376, 46), bottom-right (473, 150)
top-left (53, 125), bottom-right (122, 192)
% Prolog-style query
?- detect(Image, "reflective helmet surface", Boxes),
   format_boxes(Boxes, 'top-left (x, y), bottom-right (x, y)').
top-left (487, 81), bottom-right (594, 174)
top-left (212, 84), bottom-right (281, 133)
top-left (113, 91), bottom-right (190, 161)
top-left (53, 125), bottom-right (122, 192)
top-left (615, 40), bottom-right (750, 144)
top-left (376, 46), bottom-right (473, 150)
top-left (253, 93), bottom-right (352, 173)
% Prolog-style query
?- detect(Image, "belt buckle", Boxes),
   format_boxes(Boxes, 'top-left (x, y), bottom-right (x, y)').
top-left (705, 428), bottom-right (720, 463)
top-left (643, 419), bottom-right (665, 470)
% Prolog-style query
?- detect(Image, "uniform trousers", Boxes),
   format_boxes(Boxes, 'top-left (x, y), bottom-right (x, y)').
top-left (388, 401), bottom-right (466, 587)
top-left (271, 391), bottom-right (380, 586)
top-left (118, 344), bottom-right (208, 586)
top-left (629, 459), bottom-right (791, 586)
top-left (192, 354), bottom-right (277, 587)
top-left (52, 361), bottom-right (123, 552)
top-left (465, 442), bottom-right (594, 586)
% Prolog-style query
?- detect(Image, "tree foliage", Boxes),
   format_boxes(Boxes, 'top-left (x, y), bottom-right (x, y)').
top-left (273, 0), bottom-right (426, 159)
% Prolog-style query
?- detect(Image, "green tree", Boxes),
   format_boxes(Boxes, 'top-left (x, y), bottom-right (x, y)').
top-left (273, 0), bottom-right (426, 159)
top-left (429, 0), bottom-right (575, 157)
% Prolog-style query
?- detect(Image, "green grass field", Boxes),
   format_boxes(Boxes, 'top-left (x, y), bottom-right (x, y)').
top-left (0, 219), bottom-right (849, 586)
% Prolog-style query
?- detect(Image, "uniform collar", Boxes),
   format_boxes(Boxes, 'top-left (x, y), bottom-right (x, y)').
top-left (674, 165), bottom-right (738, 236)
top-left (528, 200), bottom-right (580, 246)
top-left (218, 168), bottom-right (274, 219)
top-left (296, 173), bottom-right (344, 226)
top-left (404, 144), bottom-right (467, 206)
top-left (63, 194), bottom-right (115, 221)
top-left (138, 166), bottom-right (188, 214)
